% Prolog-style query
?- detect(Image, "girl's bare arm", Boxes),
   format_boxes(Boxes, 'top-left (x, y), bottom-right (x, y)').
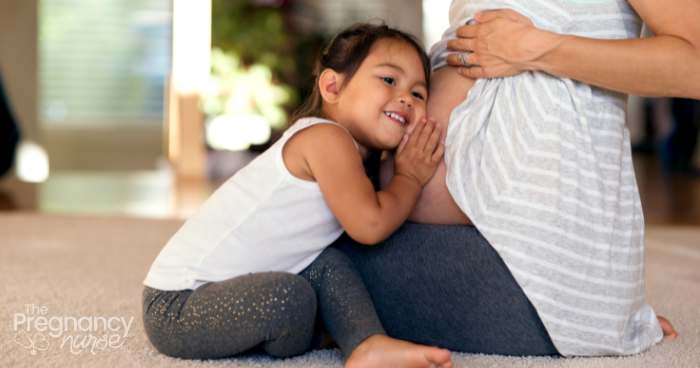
top-left (305, 121), bottom-right (443, 245)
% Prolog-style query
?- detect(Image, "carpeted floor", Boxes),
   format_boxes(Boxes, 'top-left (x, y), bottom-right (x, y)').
top-left (1, 213), bottom-right (698, 367)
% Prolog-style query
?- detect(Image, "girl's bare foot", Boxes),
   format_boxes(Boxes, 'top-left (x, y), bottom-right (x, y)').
top-left (345, 334), bottom-right (452, 368)
top-left (658, 315), bottom-right (678, 339)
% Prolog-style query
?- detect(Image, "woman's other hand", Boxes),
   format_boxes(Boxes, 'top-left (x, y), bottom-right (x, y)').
top-left (657, 315), bottom-right (678, 339)
top-left (446, 9), bottom-right (563, 79)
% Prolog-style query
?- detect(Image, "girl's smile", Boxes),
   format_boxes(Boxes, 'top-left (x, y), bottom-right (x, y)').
top-left (322, 38), bottom-right (428, 152)
top-left (384, 111), bottom-right (408, 126)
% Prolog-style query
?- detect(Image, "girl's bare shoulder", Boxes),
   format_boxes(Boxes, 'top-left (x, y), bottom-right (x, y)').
top-left (282, 122), bottom-right (360, 181)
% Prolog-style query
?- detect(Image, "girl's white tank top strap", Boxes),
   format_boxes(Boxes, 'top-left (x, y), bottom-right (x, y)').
top-left (143, 117), bottom-right (354, 291)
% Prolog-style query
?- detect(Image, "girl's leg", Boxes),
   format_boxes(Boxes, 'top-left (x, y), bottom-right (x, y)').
top-left (298, 247), bottom-right (385, 356)
top-left (142, 272), bottom-right (316, 359)
top-left (300, 247), bottom-right (452, 368)
top-left (333, 223), bottom-right (559, 356)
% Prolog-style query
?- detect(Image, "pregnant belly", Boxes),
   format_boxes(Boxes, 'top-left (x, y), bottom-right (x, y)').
top-left (409, 67), bottom-right (474, 224)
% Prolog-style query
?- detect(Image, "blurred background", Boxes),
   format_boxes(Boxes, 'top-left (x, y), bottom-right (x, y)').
top-left (0, 0), bottom-right (698, 224)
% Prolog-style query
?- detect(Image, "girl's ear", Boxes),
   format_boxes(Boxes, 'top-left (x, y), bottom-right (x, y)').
top-left (318, 69), bottom-right (344, 104)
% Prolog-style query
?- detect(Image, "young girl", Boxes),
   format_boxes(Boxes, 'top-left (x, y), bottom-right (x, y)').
top-left (142, 24), bottom-right (452, 368)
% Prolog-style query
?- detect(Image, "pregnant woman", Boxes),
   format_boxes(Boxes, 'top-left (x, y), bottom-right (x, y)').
top-left (335, 0), bottom-right (693, 357)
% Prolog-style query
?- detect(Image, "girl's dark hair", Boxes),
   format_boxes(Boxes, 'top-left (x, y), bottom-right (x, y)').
top-left (291, 23), bottom-right (430, 190)
top-left (290, 23), bottom-right (431, 123)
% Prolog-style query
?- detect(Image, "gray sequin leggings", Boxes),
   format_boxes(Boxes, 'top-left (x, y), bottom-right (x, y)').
top-left (142, 247), bottom-right (384, 360)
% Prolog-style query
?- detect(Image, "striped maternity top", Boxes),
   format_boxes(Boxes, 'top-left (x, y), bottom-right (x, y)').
top-left (430, 0), bottom-right (663, 357)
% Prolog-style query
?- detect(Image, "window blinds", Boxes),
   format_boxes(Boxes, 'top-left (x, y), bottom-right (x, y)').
top-left (39, 0), bottom-right (172, 126)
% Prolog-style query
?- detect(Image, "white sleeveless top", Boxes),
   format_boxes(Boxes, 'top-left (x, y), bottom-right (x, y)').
top-left (144, 117), bottom-right (349, 291)
top-left (430, 0), bottom-right (662, 357)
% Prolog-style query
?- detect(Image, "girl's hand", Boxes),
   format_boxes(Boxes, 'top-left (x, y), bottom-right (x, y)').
top-left (394, 117), bottom-right (444, 186)
top-left (446, 9), bottom-right (563, 79)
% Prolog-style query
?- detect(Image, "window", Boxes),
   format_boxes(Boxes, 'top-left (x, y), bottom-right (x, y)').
top-left (39, 0), bottom-right (172, 127)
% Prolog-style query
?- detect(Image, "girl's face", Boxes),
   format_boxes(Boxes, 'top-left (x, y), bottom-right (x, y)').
top-left (334, 38), bottom-right (428, 151)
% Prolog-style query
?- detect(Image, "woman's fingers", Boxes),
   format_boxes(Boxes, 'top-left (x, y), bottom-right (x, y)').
top-left (447, 52), bottom-right (481, 68)
top-left (448, 9), bottom-right (539, 80)
top-left (455, 23), bottom-right (478, 38)
top-left (446, 52), bottom-right (467, 67)
top-left (447, 38), bottom-right (476, 52)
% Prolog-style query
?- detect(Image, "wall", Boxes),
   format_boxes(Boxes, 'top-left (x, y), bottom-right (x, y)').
top-left (0, 0), bottom-right (39, 142)
top-left (292, 0), bottom-right (423, 42)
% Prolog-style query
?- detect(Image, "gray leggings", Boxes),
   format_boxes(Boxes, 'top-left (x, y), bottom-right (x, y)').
top-left (142, 247), bottom-right (384, 360)
top-left (333, 222), bottom-right (559, 356)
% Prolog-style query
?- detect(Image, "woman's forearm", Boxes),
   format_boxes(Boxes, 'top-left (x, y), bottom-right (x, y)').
top-left (531, 32), bottom-right (700, 99)
top-left (450, 3), bottom-right (700, 98)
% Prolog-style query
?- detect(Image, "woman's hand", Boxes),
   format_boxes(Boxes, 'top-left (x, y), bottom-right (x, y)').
top-left (446, 9), bottom-right (563, 79)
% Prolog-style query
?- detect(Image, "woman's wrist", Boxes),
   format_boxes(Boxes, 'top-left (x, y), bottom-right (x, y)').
top-left (524, 29), bottom-right (569, 73)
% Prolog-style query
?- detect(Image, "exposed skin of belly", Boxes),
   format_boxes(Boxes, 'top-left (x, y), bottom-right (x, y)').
top-left (380, 67), bottom-right (475, 225)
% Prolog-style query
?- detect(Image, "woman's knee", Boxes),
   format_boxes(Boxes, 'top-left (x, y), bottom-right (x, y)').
top-left (330, 234), bottom-right (367, 265)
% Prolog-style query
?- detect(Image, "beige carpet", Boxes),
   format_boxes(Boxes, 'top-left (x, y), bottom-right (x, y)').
top-left (1, 213), bottom-right (698, 367)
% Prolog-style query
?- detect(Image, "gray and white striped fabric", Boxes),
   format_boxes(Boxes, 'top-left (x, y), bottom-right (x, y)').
top-left (430, 0), bottom-right (663, 357)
